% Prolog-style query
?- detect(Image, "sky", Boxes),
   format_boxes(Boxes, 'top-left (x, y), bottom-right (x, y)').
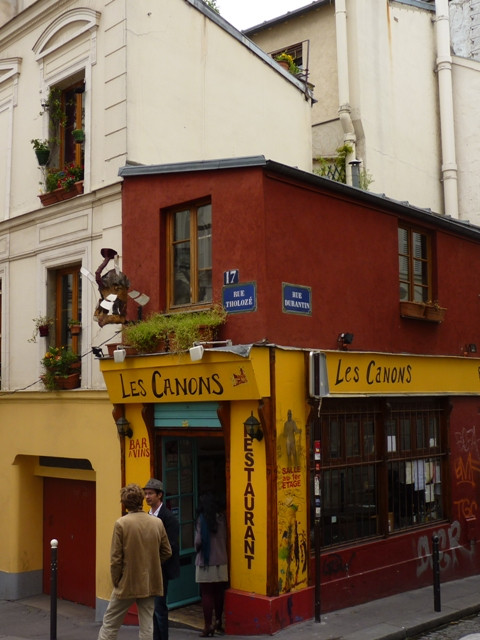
top-left (217, 0), bottom-right (313, 31)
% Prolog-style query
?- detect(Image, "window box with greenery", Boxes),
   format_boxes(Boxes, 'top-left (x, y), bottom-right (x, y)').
top-left (41, 346), bottom-right (81, 390)
top-left (39, 163), bottom-right (84, 206)
top-left (122, 305), bottom-right (227, 354)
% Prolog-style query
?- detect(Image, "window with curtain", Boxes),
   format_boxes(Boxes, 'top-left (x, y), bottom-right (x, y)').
top-left (167, 202), bottom-right (212, 309)
top-left (398, 225), bottom-right (431, 302)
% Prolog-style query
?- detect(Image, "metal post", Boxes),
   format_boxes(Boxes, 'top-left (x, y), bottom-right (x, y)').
top-left (50, 539), bottom-right (58, 640)
top-left (432, 535), bottom-right (441, 612)
top-left (314, 430), bottom-right (322, 622)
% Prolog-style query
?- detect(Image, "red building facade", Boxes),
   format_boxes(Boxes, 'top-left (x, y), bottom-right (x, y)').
top-left (115, 156), bottom-right (480, 629)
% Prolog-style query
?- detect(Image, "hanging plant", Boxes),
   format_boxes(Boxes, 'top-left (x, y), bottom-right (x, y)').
top-left (72, 129), bottom-right (85, 143)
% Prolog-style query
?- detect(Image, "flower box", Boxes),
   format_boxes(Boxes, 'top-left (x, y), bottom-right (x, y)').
top-left (39, 181), bottom-right (84, 206)
top-left (399, 301), bottom-right (426, 319)
top-left (106, 343), bottom-right (139, 357)
top-left (424, 304), bottom-right (446, 323)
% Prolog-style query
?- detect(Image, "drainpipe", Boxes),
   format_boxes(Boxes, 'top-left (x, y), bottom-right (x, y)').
top-left (335, 0), bottom-right (356, 185)
top-left (435, 0), bottom-right (459, 217)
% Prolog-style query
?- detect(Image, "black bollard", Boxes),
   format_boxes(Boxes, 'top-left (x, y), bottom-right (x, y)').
top-left (50, 539), bottom-right (58, 640)
top-left (432, 535), bottom-right (441, 612)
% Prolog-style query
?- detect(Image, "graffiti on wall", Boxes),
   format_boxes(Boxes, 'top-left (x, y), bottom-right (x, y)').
top-left (453, 425), bottom-right (480, 519)
top-left (277, 409), bottom-right (308, 593)
top-left (416, 519), bottom-right (474, 577)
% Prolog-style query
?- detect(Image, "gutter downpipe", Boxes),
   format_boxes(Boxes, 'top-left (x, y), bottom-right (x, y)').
top-left (435, 0), bottom-right (459, 218)
top-left (335, 0), bottom-right (356, 185)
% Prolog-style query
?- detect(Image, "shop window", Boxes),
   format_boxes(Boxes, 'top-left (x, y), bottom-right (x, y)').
top-left (386, 402), bottom-right (444, 530)
top-left (313, 399), bottom-right (446, 547)
top-left (398, 225), bottom-right (431, 302)
top-left (166, 202), bottom-right (212, 309)
top-left (54, 265), bottom-right (82, 354)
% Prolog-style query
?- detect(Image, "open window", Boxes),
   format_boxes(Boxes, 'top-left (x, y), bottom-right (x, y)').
top-left (46, 77), bottom-right (85, 171)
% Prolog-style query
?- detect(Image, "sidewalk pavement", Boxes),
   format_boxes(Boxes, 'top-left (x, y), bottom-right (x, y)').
top-left (1, 574), bottom-right (480, 640)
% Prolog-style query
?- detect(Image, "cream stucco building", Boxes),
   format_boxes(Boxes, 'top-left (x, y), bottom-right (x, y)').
top-left (246, 0), bottom-right (480, 224)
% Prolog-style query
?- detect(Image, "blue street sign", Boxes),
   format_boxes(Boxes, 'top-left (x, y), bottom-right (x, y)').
top-left (223, 282), bottom-right (256, 313)
top-left (282, 283), bottom-right (312, 315)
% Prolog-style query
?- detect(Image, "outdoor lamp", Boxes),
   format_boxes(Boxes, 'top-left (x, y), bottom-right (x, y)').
top-left (244, 411), bottom-right (263, 441)
top-left (116, 416), bottom-right (133, 438)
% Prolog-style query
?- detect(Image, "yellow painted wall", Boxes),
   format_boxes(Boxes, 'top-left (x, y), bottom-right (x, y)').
top-left (0, 391), bottom-right (121, 601)
top-left (125, 403), bottom-right (153, 491)
top-left (229, 401), bottom-right (268, 594)
top-left (274, 350), bottom-right (309, 594)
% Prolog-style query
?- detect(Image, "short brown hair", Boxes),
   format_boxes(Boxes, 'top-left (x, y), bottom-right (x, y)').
top-left (120, 484), bottom-right (144, 511)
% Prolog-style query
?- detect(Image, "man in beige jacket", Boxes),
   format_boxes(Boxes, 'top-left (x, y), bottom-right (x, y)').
top-left (98, 484), bottom-right (172, 640)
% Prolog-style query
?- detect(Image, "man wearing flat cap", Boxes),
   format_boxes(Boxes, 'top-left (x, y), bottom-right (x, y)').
top-left (144, 478), bottom-right (180, 640)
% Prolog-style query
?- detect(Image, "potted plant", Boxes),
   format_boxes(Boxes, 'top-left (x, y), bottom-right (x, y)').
top-left (166, 304), bottom-right (227, 352)
top-left (275, 52), bottom-right (300, 75)
top-left (72, 129), bottom-right (85, 143)
top-left (28, 316), bottom-right (54, 343)
top-left (122, 313), bottom-right (170, 354)
top-left (41, 346), bottom-right (81, 390)
top-left (31, 139), bottom-right (50, 166)
top-left (68, 319), bottom-right (82, 336)
top-left (122, 304), bottom-right (227, 354)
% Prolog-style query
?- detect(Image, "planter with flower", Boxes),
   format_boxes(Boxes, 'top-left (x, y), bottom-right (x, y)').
top-left (41, 346), bottom-right (81, 390)
top-left (274, 52), bottom-right (301, 75)
top-left (39, 164), bottom-right (84, 206)
top-left (68, 319), bottom-right (82, 336)
top-left (28, 316), bottom-right (55, 343)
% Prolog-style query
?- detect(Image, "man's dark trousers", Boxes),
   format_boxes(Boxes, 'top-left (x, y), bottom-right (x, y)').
top-left (153, 574), bottom-right (169, 640)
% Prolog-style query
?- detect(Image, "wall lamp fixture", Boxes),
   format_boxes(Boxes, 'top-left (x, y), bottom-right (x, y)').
top-left (338, 332), bottom-right (354, 350)
top-left (116, 416), bottom-right (133, 438)
top-left (244, 411), bottom-right (263, 441)
top-left (92, 346), bottom-right (104, 358)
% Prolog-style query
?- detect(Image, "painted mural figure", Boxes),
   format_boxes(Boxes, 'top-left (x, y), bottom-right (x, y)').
top-left (283, 410), bottom-right (301, 468)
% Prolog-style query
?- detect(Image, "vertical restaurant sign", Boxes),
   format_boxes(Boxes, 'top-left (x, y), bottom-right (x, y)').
top-left (222, 282), bottom-right (257, 313)
top-left (282, 283), bottom-right (312, 315)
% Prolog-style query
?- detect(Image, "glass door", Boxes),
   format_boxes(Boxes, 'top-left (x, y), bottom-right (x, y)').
top-left (163, 437), bottom-right (200, 606)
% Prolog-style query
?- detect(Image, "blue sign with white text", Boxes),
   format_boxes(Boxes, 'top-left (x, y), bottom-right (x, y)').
top-left (282, 283), bottom-right (312, 315)
top-left (222, 282), bottom-right (256, 313)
